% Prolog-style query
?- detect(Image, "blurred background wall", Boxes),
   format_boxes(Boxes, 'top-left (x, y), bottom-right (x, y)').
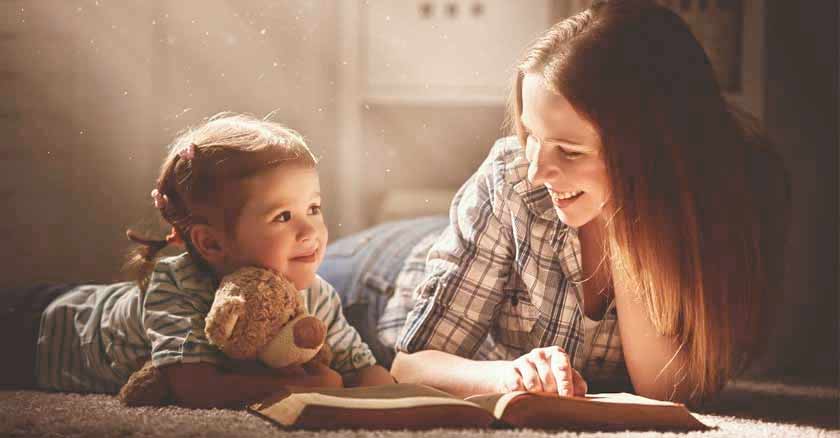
top-left (1, 1), bottom-right (836, 384)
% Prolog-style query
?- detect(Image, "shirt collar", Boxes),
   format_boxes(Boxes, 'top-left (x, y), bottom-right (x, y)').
top-left (504, 142), bottom-right (558, 222)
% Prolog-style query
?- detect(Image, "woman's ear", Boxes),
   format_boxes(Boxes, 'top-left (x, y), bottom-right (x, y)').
top-left (190, 224), bottom-right (227, 266)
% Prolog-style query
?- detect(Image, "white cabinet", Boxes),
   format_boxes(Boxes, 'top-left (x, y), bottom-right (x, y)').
top-left (363, 0), bottom-right (550, 104)
top-left (336, 1), bottom-right (567, 234)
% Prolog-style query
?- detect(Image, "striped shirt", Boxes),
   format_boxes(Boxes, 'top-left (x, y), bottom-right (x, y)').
top-left (393, 136), bottom-right (628, 386)
top-left (36, 253), bottom-right (376, 394)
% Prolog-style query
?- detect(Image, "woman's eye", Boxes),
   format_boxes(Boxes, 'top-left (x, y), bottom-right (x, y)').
top-left (273, 211), bottom-right (292, 223)
top-left (562, 150), bottom-right (584, 159)
top-left (555, 146), bottom-right (583, 159)
top-left (308, 205), bottom-right (322, 215)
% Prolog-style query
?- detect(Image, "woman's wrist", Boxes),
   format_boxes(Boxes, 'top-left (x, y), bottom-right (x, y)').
top-left (392, 351), bottom-right (516, 397)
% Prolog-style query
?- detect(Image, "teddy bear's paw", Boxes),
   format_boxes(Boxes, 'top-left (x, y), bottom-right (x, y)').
top-left (293, 316), bottom-right (327, 349)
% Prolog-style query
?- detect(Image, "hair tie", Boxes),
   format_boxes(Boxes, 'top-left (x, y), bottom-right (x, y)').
top-left (150, 189), bottom-right (168, 210)
top-left (179, 143), bottom-right (197, 161)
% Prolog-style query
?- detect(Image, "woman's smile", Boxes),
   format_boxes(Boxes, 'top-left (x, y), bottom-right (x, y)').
top-left (550, 189), bottom-right (585, 208)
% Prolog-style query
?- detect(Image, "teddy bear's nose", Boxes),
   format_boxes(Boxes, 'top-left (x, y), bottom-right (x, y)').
top-left (293, 316), bottom-right (327, 349)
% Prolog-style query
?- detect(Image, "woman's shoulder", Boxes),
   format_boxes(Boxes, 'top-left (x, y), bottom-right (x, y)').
top-left (483, 136), bottom-right (530, 186)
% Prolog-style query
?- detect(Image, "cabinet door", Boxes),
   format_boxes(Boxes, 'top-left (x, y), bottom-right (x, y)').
top-left (363, 0), bottom-right (551, 100)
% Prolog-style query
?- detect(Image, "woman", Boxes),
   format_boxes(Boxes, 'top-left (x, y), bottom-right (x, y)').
top-left (319, 0), bottom-right (789, 405)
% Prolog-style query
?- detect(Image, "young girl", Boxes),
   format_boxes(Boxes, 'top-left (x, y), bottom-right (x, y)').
top-left (3, 113), bottom-right (393, 408)
top-left (320, 0), bottom-right (790, 406)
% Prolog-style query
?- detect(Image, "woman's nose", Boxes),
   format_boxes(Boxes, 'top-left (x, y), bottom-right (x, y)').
top-left (527, 140), bottom-right (559, 187)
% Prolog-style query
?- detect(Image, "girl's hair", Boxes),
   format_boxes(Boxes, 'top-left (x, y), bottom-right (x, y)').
top-left (125, 112), bottom-right (318, 290)
top-left (507, 0), bottom-right (790, 402)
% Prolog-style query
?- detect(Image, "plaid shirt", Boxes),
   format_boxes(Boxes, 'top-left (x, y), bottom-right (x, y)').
top-left (391, 137), bottom-right (628, 385)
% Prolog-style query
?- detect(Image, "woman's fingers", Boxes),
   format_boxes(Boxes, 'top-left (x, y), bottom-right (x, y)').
top-left (572, 367), bottom-right (588, 396)
top-left (548, 347), bottom-right (573, 396)
top-left (508, 347), bottom-right (586, 397)
top-left (497, 362), bottom-right (525, 392)
top-left (513, 357), bottom-right (542, 392)
top-left (529, 350), bottom-right (557, 394)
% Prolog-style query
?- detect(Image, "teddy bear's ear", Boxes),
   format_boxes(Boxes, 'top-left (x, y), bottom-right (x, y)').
top-left (205, 295), bottom-right (246, 349)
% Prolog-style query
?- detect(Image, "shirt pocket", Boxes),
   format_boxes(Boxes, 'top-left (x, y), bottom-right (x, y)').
top-left (492, 289), bottom-right (539, 349)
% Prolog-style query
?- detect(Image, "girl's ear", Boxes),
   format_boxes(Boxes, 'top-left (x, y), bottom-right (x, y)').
top-left (190, 224), bottom-right (227, 266)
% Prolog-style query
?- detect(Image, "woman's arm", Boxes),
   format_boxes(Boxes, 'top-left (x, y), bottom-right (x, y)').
top-left (612, 282), bottom-right (693, 403)
top-left (391, 351), bottom-right (515, 397)
top-left (162, 362), bottom-right (342, 409)
top-left (391, 350), bottom-right (587, 398)
top-left (342, 364), bottom-right (395, 387)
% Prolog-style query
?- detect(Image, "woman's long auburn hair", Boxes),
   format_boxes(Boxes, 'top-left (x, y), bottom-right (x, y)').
top-left (508, 0), bottom-right (790, 401)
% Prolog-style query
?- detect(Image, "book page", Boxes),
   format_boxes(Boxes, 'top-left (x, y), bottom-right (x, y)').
top-left (250, 384), bottom-right (483, 427)
top-left (493, 392), bottom-right (709, 430)
top-left (584, 392), bottom-right (681, 406)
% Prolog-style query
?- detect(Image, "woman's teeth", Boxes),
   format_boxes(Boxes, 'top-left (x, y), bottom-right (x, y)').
top-left (555, 190), bottom-right (583, 200)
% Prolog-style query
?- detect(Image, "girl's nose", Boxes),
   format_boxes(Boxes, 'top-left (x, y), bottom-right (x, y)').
top-left (296, 218), bottom-right (316, 242)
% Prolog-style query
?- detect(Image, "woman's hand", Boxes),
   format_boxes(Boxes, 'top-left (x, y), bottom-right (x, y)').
top-left (500, 346), bottom-right (588, 396)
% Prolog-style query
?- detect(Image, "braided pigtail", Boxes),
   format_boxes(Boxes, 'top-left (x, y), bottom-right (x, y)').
top-left (124, 148), bottom-right (192, 291)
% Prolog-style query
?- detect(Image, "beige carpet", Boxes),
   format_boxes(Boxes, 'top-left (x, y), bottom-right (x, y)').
top-left (1, 379), bottom-right (837, 438)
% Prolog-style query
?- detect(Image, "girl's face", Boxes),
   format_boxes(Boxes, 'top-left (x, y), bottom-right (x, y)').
top-left (223, 165), bottom-right (327, 290)
top-left (521, 73), bottom-right (609, 228)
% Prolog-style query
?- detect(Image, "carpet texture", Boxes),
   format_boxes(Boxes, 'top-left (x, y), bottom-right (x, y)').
top-left (1, 379), bottom-right (837, 438)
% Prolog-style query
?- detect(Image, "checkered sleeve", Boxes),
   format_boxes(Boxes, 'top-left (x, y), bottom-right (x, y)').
top-left (377, 232), bottom-right (440, 350)
top-left (396, 141), bottom-right (515, 358)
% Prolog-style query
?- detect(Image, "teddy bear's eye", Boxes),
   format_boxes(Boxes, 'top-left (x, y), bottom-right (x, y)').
top-left (273, 211), bottom-right (292, 223)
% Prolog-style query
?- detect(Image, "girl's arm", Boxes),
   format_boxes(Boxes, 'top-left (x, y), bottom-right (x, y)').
top-left (612, 280), bottom-right (693, 404)
top-left (342, 364), bottom-right (395, 387)
top-left (162, 361), bottom-right (342, 409)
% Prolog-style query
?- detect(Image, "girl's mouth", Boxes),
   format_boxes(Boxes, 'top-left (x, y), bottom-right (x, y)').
top-left (291, 248), bottom-right (318, 263)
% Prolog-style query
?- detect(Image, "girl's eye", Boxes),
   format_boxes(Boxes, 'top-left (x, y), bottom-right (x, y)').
top-left (273, 211), bottom-right (292, 223)
top-left (308, 205), bottom-right (322, 215)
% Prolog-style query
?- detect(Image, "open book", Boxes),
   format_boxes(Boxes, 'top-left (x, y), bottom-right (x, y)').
top-left (249, 383), bottom-right (710, 431)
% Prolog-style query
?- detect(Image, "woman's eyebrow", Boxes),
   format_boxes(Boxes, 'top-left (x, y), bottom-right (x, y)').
top-left (521, 116), bottom-right (583, 145)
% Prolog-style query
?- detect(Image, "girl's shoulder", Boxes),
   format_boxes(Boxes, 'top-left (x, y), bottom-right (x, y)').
top-left (147, 252), bottom-right (216, 299)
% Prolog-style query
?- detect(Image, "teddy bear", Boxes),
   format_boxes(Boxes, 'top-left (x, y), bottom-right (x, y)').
top-left (118, 267), bottom-right (332, 406)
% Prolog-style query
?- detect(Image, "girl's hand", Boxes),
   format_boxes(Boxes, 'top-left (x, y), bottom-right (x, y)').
top-left (500, 346), bottom-right (588, 396)
top-left (298, 362), bottom-right (343, 388)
